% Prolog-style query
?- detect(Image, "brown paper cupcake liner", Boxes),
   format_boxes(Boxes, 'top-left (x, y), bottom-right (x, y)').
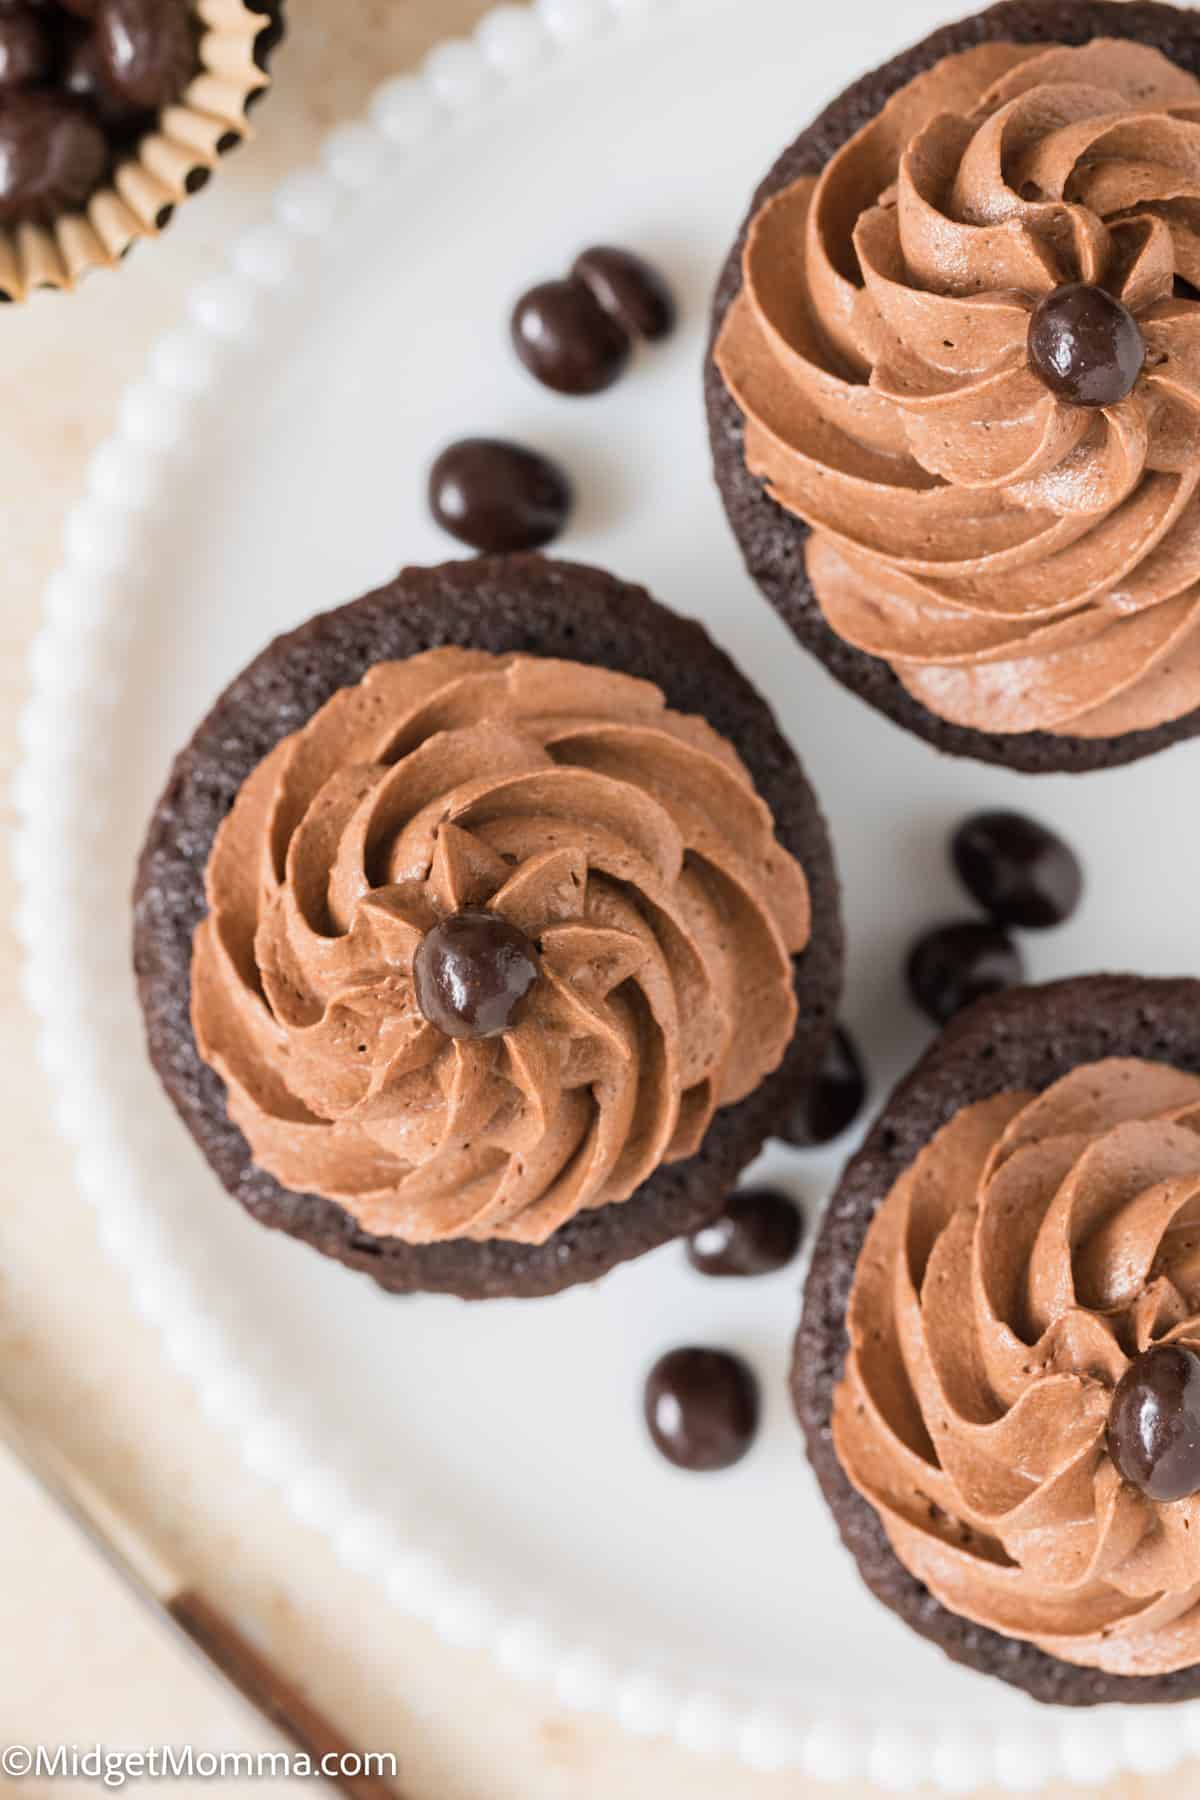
top-left (0, 0), bottom-right (278, 303)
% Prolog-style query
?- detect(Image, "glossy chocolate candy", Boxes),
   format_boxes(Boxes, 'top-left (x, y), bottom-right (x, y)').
top-left (0, 91), bottom-right (108, 225)
top-left (953, 810), bottom-right (1083, 930)
top-left (1108, 1345), bottom-right (1200, 1502)
top-left (644, 1348), bottom-right (759, 1471)
top-left (511, 276), bottom-right (630, 395)
top-left (571, 244), bottom-right (675, 343)
top-left (778, 1025), bottom-right (866, 1146)
top-left (512, 245), bottom-right (674, 394)
top-left (686, 1187), bottom-right (803, 1278)
top-left (428, 437), bottom-right (571, 553)
top-left (413, 911), bottom-right (541, 1041)
top-left (93, 0), bottom-right (196, 112)
top-left (1028, 283), bottom-right (1144, 408)
top-left (907, 920), bottom-right (1025, 1027)
top-left (0, 11), bottom-right (51, 90)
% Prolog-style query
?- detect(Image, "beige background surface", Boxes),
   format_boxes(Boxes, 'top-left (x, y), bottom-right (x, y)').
top-left (0, 4), bottom-right (1191, 1797)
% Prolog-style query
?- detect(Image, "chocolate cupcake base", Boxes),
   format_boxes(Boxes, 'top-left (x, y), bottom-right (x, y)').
top-left (705, 0), bottom-right (1200, 775)
top-left (134, 556), bottom-right (843, 1301)
top-left (795, 975), bottom-right (1200, 1705)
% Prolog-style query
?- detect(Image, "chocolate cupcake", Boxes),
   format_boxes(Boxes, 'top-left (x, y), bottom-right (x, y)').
top-left (134, 557), bottom-right (842, 1301)
top-left (707, 2), bottom-right (1200, 773)
top-left (0, 0), bottom-right (283, 302)
top-left (796, 974), bottom-right (1200, 1704)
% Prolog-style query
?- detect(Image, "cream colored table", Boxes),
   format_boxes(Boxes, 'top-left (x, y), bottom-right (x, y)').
top-left (0, 5), bottom-right (1185, 1797)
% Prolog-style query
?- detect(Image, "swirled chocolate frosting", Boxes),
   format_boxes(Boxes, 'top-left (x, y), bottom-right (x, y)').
top-left (834, 1059), bottom-right (1200, 1675)
top-left (191, 650), bottom-right (810, 1246)
top-left (717, 41), bottom-right (1200, 739)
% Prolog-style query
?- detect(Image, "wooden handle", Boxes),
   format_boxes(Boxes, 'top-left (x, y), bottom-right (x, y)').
top-left (168, 1591), bottom-right (399, 1800)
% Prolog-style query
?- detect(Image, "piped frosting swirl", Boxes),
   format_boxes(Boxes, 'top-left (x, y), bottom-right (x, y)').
top-left (191, 649), bottom-right (810, 1246)
top-left (834, 1059), bottom-right (1200, 1676)
top-left (717, 40), bottom-right (1200, 739)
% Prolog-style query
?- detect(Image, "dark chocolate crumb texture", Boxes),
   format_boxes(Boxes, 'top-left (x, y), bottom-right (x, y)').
top-left (134, 557), bottom-right (842, 1301)
top-left (795, 975), bottom-right (1200, 1705)
top-left (706, 1), bottom-right (1200, 774)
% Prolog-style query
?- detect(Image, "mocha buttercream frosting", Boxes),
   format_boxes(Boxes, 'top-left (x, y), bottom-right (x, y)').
top-left (834, 1058), bottom-right (1200, 1676)
top-left (716, 39), bottom-right (1200, 739)
top-left (191, 649), bottom-right (810, 1246)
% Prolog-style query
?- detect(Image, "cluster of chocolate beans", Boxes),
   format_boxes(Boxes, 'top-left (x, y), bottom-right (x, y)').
top-left (907, 811), bottom-right (1084, 1026)
top-left (643, 1029), bottom-right (870, 1474)
top-left (643, 1189), bottom-right (798, 1475)
top-left (0, 0), bottom-right (201, 229)
top-left (511, 245), bottom-right (676, 395)
top-left (428, 245), bottom-right (675, 555)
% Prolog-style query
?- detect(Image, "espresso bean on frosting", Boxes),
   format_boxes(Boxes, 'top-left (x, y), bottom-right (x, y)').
top-left (413, 911), bottom-right (541, 1042)
top-left (1108, 1345), bottom-right (1200, 1503)
top-left (1028, 282), bottom-right (1146, 409)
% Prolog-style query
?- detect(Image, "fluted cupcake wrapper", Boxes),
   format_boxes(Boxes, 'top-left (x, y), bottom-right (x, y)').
top-left (0, 0), bottom-right (274, 303)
